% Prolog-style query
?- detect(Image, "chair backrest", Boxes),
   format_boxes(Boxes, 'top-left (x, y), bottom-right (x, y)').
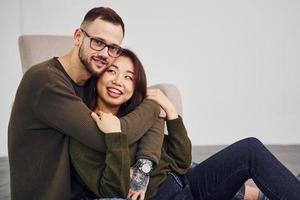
top-left (18, 35), bottom-right (73, 74)
top-left (18, 35), bottom-right (182, 115)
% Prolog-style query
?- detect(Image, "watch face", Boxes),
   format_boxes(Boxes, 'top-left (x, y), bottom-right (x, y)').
top-left (141, 164), bottom-right (151, 173)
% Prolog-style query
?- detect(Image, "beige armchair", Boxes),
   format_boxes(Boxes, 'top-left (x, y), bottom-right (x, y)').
top-left (18, 35), bottom-right (183, 116)
top-left (5, 35), bottom-right (184, 200)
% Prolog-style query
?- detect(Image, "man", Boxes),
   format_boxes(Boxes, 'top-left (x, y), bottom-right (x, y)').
top-left (8, 7), bottom-right (160, 200)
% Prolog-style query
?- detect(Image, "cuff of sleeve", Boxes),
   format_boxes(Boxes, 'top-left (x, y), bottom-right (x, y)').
top-left (166, 115), bottom-right (184, 133)
top-left (135, 155), bottom-right (156, 165)
top-left (105, 132), bottom-right (127, 149)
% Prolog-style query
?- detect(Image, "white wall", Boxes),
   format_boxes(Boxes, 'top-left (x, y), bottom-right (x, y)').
top-left (1, 0), bottom-right (300, 156)
top-left (0, 0), bottom-right (22, 156)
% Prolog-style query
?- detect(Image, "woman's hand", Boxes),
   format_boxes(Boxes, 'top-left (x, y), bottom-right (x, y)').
top-left (147, 89), bottom-right (178, 120)
top-left (91, 111), bottom-right (121, 133)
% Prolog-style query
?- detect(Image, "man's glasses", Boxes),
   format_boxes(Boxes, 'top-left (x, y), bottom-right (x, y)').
top-left (81, 29), bottom-right (123, 58)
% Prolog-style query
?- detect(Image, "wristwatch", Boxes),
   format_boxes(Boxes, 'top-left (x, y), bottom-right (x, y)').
top-left (139, 162), bottom-right (152, 174)
top-left (137, 159), bottom-right (153, 175)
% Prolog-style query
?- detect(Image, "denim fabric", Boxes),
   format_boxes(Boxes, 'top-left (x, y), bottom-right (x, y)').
top-left (154, 172), bottom-right (245, 200)
top-left (77, 197), bottom-right (125, 200)
top-left (74, 190), bottom-right (126, 200)
top-left (154, 172), bottom-right (194, 200)
top-left (231, 185), bottom-right (245, 200)
top-left (186, 137), bottom-right (300, 200)
top-left (191, 162), bottom-right (245, 200)
top-left (76, 138), bottom-right (300, 200)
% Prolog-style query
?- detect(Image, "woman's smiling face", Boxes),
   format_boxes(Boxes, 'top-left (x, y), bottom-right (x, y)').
top-left (96, 56), bottom-right (135, 111)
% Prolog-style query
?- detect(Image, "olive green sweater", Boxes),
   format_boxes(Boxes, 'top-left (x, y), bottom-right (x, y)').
top-left (8, 58), bottom-right (160, 200)
top-left (70, 116), bottom-right (192, 199)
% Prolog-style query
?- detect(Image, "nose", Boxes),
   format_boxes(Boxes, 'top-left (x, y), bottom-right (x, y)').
top-left (112, 74), bottom-right (122, 86)
top-left (97, 46), bottom-right (109, 58)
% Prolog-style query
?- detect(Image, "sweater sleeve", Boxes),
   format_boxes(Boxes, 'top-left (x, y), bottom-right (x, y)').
top-left (33, 69), bottom-right (160, 152)
top-left (164, 116), bottom-right (192, 169)
top-left (135, 118), bottom-right (165, 165)
top-left (70, 133), bottom-right (130, 198)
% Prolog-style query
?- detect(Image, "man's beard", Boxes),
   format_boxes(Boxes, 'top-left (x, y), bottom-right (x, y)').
top-left (78, 44), bottom-right (103, 77)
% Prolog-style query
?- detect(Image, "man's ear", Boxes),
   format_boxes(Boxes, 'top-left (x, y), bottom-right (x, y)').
top-left (73, 28), bottom-right (82, 46)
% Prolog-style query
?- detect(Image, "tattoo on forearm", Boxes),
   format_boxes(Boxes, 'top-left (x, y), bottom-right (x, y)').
top-left (129, 159), bottom-right (153, 192)
top-left (130, 166), bottom-right (149, 191)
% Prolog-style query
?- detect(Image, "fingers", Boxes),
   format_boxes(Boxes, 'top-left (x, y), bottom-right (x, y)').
top-left (147, 88), bottom-right (160, 96)
top-left (127, 190), bottom-right (133, 199)
top-left (147, 88), bottom-right (168, 100)
top-left (127, 189), bottom-right (135, 199)
top-left (146, 89), bottom-right (159, 102)
top-left (91, 112), bottom-right (100, 122)
top-left (93, 111), bottom-right (114, 119)
top-left (145, 96), bottom-right (155, 101)
top-left (140, 191), bottom-right (145, 200)
top-left (159, 108), bottom-right (167, 118)
top-left (131, 192), bottom-right (139, 200)
top-left (128, 191), bottom-right (143, 200)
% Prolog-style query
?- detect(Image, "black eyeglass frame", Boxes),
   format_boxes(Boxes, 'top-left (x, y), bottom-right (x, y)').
top-left (81, 29), bottom-right (123, 58)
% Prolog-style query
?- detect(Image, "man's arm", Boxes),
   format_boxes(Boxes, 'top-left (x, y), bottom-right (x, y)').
top-left (135, 118), bottom-right (165, 164)
top-left (127, 118), bottom-right (165, 199)
top-left (33, 71), bottom-right (160, 152)
top-left (70, 133), bottom-right (130, 198)
top-left (120, 100), bottom-right (161, 145)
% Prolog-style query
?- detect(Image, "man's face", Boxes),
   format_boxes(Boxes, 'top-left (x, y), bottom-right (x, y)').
top-left (78, 18), bottom-right (124, 77)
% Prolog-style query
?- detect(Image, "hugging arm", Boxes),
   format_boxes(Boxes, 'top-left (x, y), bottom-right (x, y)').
top-left (135, 118), bottom-right (165, 164)
top-left (128, 118), bottom-right (165, 200)
top-left (69, 106), bottom-right (162, 199)
top-left (34, 70), bottom-right (160, 152)
top-left (70, 133), bottom-right (130, 198)
top-left (121, 99), bottom-right (161, 145)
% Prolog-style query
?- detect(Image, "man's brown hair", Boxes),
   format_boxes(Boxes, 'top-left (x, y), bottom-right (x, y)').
top-left (81, 7), bottom-right (125, 36)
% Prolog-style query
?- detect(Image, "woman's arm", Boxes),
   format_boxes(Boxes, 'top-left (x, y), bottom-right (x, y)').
top-left (147, 89), bottom-right (192, 169)
top-left (164, 116), bottom-right (192, 169)
top-left (147, 89), bottom-right (178, 120)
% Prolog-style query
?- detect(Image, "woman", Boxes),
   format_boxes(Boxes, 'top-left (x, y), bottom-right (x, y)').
top-left (70, 49), bottom-right (300, 200)
top-left (70, 48), bottom-right (165, 199)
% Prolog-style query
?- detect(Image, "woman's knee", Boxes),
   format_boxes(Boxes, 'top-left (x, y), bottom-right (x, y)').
top-left (243, 137), bottom-right (263, 146)
top-left (232, 137), bottom-right (265, 155)
top-left (239, 137), bottom-right (266, 155)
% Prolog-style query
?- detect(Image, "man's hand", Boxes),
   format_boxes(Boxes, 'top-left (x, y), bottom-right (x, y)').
top-left (127, 166), bottom-right (149, 200)
top-left (127, 159), bottom-right (153, 200)
top-left (91, 111), bottom-right (121, 133)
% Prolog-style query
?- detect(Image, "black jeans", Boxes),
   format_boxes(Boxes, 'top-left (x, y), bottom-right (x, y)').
top-left (155, 137), bottom-right (300, 200)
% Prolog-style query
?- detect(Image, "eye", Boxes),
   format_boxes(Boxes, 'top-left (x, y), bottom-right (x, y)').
top-left (106, 69), bottom-right (116, 75)
top-left (125, 75), bottom-right (134, 81)
top-left (92, 38), bottom-right (105, 46)
top-left (109, 45), bottom-right (121, 53)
